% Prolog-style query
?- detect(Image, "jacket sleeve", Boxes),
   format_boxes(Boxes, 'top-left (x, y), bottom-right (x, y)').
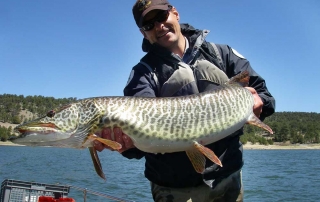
top-left (121, 63), bottom-right (157, 159)
top-left (216, 44), bottom-right (276, 120)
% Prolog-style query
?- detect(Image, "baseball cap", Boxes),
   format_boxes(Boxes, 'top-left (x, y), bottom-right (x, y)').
top-left (133, 0), bottom-right (171, 28)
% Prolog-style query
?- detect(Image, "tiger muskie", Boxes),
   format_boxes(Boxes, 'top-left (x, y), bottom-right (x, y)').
top-left (13, 71), bottom-right (273, 180)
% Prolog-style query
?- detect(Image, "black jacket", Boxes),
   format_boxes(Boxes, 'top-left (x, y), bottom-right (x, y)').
top-left (121, 24), bottom-right (275, 188)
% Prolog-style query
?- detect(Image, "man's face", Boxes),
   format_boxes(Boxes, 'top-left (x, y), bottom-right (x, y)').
top-left (140, 7), bottom-right (181, 50)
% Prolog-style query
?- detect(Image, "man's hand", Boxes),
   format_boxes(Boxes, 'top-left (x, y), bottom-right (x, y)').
top-left (245, 87), bottom-right (263, 117)
top-left (94, 127), bottom-right (135, 153)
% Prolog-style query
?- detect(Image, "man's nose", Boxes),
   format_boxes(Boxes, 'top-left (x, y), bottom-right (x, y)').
top-left (154, 21), bottom-right (164, 30)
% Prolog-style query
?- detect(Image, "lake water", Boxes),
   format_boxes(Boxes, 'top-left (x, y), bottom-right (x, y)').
top-left (1, 146), bottom-right (320, 202)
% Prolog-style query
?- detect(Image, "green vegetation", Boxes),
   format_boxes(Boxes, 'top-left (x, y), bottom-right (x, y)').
top-left (242, 112), bottom-right (320, 145)
top-left (0, 94), bottom-right (320, 145)
top-left (240, 132), bottom-right (273, 145)
top-left (0, 126), bottom-right (14, 141)
top-left (0, 94), bottom-right (76, 123)
top-left (0, 94), bottom-right (77, 141)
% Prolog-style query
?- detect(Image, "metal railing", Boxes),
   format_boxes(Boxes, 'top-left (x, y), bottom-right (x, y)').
top-left (68, 185), bottom-right (135, 202)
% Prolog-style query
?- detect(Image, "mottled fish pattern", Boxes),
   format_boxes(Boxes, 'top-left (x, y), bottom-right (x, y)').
top-left (14, 71), bottom-right (273, 179)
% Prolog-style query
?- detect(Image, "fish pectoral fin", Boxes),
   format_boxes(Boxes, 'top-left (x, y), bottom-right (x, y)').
top-left (89, 135), bottom-right (122, 150)
top-left (193, 141), bottom-right (223, 168)
top-left (89, 147), bottom-right (106, 180)
top-left (186, 148), bottom-right (206, 174)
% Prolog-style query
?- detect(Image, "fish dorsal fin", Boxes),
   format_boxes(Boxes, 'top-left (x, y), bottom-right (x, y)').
top-left (186, 141), bottom-right (223, 174)
top-left (228, 70), bottom-right (250, 87)
top-left (89, 147), bottom-right (106, 180)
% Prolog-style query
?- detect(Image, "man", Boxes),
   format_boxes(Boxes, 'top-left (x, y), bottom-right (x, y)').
top-left (95, 0), bottom-right (275, 201)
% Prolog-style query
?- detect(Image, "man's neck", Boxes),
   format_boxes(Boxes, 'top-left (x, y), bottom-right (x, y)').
top-left (171, 35), bottom-right (186, 58)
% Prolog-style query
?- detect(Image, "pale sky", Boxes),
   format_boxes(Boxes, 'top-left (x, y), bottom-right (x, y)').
top-left (1, 0), bottom-right (319, 113)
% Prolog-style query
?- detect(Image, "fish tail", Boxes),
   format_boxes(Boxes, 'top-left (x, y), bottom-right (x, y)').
top-left (247, 113), bottom-right (274, 134)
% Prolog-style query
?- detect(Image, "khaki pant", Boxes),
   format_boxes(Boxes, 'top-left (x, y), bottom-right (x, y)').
top-left (151, 170), bottom-right (243, 202)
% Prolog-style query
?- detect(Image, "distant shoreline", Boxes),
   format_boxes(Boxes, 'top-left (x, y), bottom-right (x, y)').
top-left (1, 141), bottom-right (320, 150)
top-left (243, 142), bottom-right (320, 150)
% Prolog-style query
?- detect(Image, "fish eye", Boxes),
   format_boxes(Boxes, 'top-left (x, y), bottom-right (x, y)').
top-left (47, 110), bottom-right (55, 118)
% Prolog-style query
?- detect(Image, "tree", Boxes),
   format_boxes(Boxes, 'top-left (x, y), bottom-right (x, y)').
top-left (12, 115), bottom-right (21, 124)
top-left (275, 124), bottom-right (290, 142)
top-left (0, 126), bottom-right (9, 141)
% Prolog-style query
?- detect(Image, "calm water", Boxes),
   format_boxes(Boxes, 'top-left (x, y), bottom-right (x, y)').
top-left (1, 146), bottom-right (320, 202)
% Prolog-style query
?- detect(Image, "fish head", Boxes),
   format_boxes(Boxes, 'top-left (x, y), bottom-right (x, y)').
top-left (13, 98), bottom-right (104, 146)
top-left (13, 103), bottom-right (82, 146)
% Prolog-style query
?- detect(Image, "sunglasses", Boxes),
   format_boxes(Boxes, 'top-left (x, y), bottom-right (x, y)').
top-left (140, 6), bottom-right (172, 31)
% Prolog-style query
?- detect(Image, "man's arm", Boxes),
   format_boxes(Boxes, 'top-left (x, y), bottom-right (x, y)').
top-left (216, 44), bottom-right (276, 119)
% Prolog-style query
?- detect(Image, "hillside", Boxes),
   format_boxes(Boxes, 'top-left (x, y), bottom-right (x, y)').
top-left (0, 94), bottom-right (320, 145)
top-left (0, 94), bottom-right (76, 141)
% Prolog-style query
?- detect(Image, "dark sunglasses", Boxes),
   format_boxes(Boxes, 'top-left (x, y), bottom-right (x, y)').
top-left (140, 6), bottom-right (172, 31)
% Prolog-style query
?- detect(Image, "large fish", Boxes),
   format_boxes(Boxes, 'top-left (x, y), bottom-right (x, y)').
top-left (13, 71), bottom-right (273, 179)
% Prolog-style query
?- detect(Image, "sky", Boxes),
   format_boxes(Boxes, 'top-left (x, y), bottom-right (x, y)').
top-left (0, 0), bottom-right (319, 113)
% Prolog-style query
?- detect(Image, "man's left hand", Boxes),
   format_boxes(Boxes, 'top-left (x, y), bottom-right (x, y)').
top-left (245, 87), bottom-right (263, 117)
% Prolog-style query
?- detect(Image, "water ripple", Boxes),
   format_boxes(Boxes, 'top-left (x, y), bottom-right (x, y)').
top-left (1, 146), bottom-right (319, 201)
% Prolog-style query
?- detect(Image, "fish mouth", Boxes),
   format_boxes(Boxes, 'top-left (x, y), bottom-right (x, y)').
top-left (12, 122), bottom-right (73, 146)
top-left (13, 122), bottom-right (62, 143)
top-left (15, 122), bottom-right (60, 134)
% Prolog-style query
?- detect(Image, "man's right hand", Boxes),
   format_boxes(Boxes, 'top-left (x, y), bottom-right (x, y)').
top-left (94, 127), bottom-right (135, 153)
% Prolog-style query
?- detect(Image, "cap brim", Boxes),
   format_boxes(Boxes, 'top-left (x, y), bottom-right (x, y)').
top-left (138, 5), bottom-right (169, 27)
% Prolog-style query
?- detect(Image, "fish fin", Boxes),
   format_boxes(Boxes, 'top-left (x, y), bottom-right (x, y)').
top-left (88, 134), bottom-right (122, 150)
top-left (89, 147), bottom-right (106, 180)
top-left (247, 113), bottom-right (273, 134)
top-left (193, 141), bottom-right (223, 167)
top-left (228, 71), bottom-right (250, 87)
top-left (186, 149), bottom-right (206, 173)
